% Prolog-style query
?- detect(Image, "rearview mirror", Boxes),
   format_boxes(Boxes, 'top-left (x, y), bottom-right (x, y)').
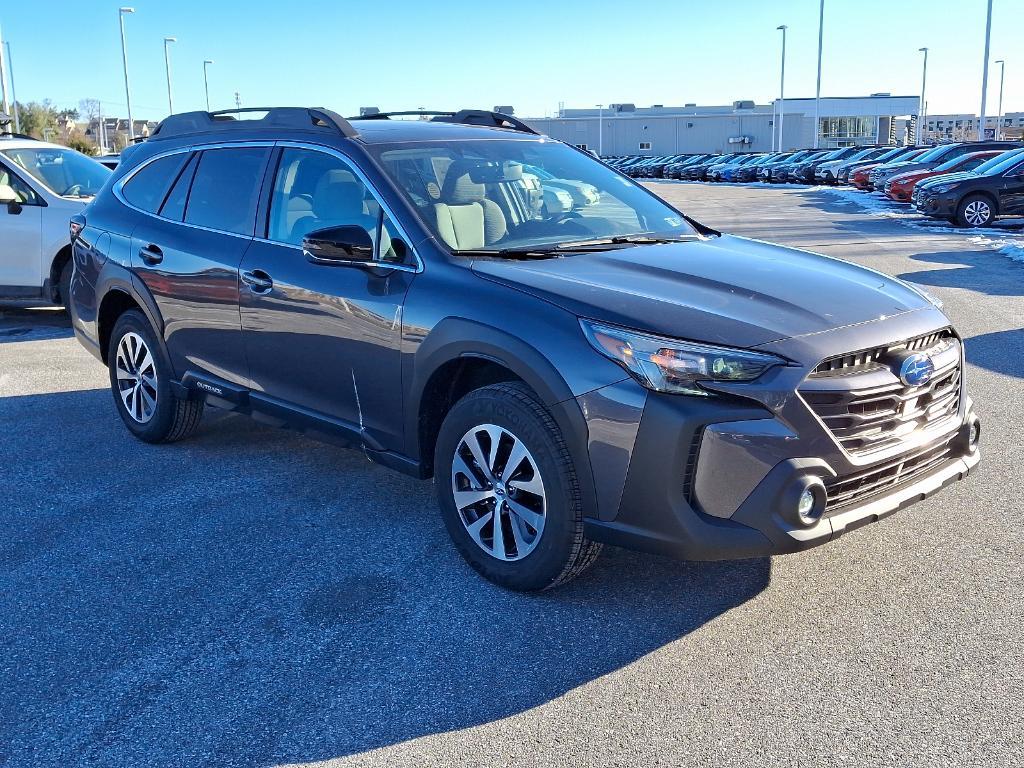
top-left (303, 225), bottom-right (374, 265)
top-left (468, 162), bottom-right (523, 184)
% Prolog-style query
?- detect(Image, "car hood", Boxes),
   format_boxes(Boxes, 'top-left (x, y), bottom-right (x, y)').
top-left (917, 171), bottom-right (978, 189)
top-left (470, 234), bottom-right (929, 348)
top-left (890, 169), bottom-right (934, 184)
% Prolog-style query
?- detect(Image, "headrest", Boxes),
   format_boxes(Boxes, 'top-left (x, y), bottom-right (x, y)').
top-left (440, 160), bottom-right (486, 204)
top-left (313, 169), bottom-right (364, 218)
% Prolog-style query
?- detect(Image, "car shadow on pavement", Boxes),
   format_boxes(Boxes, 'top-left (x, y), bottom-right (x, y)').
top-left (897, 250), bottom-right (1024, 298)
top-left (0, 389), bottom-right (771, 767)
top-left (0, 306), bottom-right (73, 344)
top-left (962, 329), bottom-right (1024, 379)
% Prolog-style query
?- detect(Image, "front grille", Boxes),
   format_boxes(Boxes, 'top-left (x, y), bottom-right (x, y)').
top-left (824, 434), bottom-right (956, 512)
top-left (801, 330), bottom-right (961, 456)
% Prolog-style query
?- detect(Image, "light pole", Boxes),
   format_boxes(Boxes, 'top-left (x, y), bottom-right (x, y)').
top-left (596, 104), bottom-right (604, 156)
top-left (918, 47), bottom-right (928, 145)
top-left (978, 0), bottom-right (993, 141)
top-left (777, 25), bottom-right (787, 151)
top-left (203, 60), bottom-right (214, 111)
top-left (813, 0), bottom-right (824, 149)
top-left (0, 22), bottom-right (10, 119)
top-left (163, 37), bottom-right (177, 115)
top-left (995, 59), bottom-right (1003, 140)
top-left (119, 7), bottom-right (135, 141)
top-left (3, 40), bottom-right (19, 132)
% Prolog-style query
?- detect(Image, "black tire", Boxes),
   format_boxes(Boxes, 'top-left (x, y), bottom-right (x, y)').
top-left (58, 258), bottom-right (73, 313)
top-left (434, 382), bottom-right (602, 592)
top-left (107, 310), bottom-right (204, 443)
top-left (955, 194), bottom-right (995, 228)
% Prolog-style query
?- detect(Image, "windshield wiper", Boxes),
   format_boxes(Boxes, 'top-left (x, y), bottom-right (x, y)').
top-left (555, 234), bottom-right (699, 250)
top-left (453, 247), bottom-right (562, 260)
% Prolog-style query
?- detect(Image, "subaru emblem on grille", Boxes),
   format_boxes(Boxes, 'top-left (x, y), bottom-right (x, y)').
top-left (898, 353), bottom-right (935, 387)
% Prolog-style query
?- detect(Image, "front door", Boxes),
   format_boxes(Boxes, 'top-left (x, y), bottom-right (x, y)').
top-left (240, 146), bottom-right (417, 452)
top-left (999, 162), bottom-right (1024, 215)
top-left (0, 162), bottom-right (44, 292)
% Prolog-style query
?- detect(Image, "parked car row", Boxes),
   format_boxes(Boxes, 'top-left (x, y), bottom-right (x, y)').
top-left (605, 139), bottom-right (1024, 228)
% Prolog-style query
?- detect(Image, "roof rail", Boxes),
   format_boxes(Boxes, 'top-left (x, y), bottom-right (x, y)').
top-left (149, 107), bottom-right (359, 141)
top-left (432, 109), bottom-right (539, 135)
top-left (0, 131), bottom-right (39, 141)
top-left (348, 109), bottom-right (538, 136)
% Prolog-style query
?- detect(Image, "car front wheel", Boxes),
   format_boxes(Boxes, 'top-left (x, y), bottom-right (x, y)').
top-left (956, 194), bottom-right (995, 228)
top-left (107, 310), bottom-right (204, 443)
top-left (435, 382), bottom-right (601, 591)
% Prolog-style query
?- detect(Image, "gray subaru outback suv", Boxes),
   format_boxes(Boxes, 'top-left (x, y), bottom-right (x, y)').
top-left (69, 107), bottom-right (980, 591)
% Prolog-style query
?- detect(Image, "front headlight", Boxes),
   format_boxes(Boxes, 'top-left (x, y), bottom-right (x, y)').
top-left (581, 320), bottom-right (785, 396)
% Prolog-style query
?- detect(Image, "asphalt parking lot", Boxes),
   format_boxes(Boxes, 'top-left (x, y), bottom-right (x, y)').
top-left (2, 183), bottom-right (1022, 768)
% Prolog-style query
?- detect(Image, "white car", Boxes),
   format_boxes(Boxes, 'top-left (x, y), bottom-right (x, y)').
top-left (0, 137), bottom-right (111, 305)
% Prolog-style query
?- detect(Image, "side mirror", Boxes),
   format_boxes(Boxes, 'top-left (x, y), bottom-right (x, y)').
top-left (302, 225), bottom-right (374, 265)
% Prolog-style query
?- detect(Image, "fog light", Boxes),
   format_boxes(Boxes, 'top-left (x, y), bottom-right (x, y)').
top-left (798, 489), bottom-right (816, 521)
top-left (968, 418), bottom-right (981, 450)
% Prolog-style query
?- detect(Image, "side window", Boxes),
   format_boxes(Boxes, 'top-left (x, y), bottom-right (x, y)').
top-left (0, 164), bottom-right (41, 205)
top-left (267, 148), bottom-right (376, 247)
top-left (184, 147), bottom-right (268, 236)
top-left (122, 153), bottom-right (189, 213)
top-left (158, 153), bottom-right (198, 221)
top-left (378, 211), bottom-right (409, 264)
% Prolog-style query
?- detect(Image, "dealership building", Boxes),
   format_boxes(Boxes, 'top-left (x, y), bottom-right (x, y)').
top-left (522, 95), bottom-right (920, 156)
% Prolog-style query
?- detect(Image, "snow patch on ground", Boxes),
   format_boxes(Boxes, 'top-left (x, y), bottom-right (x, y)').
top-left (817, 187), bottom-right (1024, 265)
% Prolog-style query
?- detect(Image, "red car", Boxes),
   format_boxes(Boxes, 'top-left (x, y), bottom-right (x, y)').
top-left (851, 148), bottom-right (929, 191)
top-left (884, 150), bottom-right (1003, 202)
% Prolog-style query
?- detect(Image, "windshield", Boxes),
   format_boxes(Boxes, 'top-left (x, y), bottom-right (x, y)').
top-left (370, 139), bottom-right (697, 253)
top-left (977, 149), bottom-right (1024, 176)
top-left (1, 147), bottom-right (111, 198)
top-left (913, 145), bottom-right (952, 163)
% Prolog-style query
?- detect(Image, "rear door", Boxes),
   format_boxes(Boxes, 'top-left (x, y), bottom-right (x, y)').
top-left (0, 161), bottom-right (44, 291)
top-left (125, 143), bottom-right (271, 385)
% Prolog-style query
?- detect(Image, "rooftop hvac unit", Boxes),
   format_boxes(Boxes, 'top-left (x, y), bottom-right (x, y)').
top-left (611, 103), bottom-right (636, 113)
top-left (493, 106), bottom-right (515, 115)
top-left (733, 100), bottom-right (755, 110)
top-left (359, 107), bottom-right (380, 116)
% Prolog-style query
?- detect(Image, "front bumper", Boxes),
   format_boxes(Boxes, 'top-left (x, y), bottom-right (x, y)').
top-left (915, 192), bottom-right (958, 217)
top-left (580, 316), bottom-right (979, 561)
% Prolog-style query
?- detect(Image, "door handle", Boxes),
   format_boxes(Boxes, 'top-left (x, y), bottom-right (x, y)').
top-left (241, 269), bottom-right (274, 293)
top-left (139, 244), bottom-right (163, 265)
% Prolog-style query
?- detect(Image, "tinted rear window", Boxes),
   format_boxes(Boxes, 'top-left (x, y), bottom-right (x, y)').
top-left (157, 153), bottom-right (198, 221)
top-left (184, 147), bottom-right (268, 235)
top-left (122, 153), bottom-right (189, 213)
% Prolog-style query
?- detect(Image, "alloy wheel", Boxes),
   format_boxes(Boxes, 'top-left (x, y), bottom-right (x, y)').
top-left (115, 332), bottom-right (158, 423)
top-left (451, 423), bottom-right (547, 562)
top-left (964, 200), bottom-right (992, 226)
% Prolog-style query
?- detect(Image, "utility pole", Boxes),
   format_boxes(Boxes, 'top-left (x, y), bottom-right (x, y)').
top-left (813, 0), bottom-right (825, 149)
top-left (596, 104), bottom-right (604, 156)
top-left (0, 22), bottom-right (10, 119)
top-left (163, 37), bottom-right (176, 115)
top-left (918, 48), bottom-right (928, 145)
top-left (119, 7), bottom-right (136, 141)
top-left (203, 60), bottom-right (214, 111)
top-left (995, 60), bottom-right (1003, 140)
top-left (977, 0), bottom-right (993, 141)
top-left (234, 91), bottom-right (241, 115)
top-left (777, 25), bottom-right (787, 151)
top-left (3, 40), bottom-right (19, 132)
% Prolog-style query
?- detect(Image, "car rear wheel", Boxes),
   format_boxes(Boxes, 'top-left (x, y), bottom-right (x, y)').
top-left (435, 382), bottom-right (601, 591)
top-left (956, 195), bottom-right (995, 228)
top-left (108, 310), bottom-right (204, 443)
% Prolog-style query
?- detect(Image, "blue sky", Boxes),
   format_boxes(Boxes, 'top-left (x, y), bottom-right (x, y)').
top-left (2, 0), bottom-right (1020, 121)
